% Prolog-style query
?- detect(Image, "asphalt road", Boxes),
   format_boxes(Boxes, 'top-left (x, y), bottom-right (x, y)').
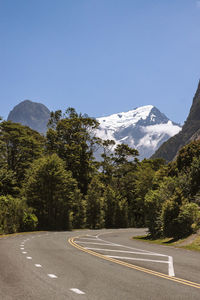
top-left (0, 228), bottom-right (200, 299)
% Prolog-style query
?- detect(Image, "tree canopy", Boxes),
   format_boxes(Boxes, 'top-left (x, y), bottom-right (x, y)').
top-left (0, 108), bottom-right (200, 239)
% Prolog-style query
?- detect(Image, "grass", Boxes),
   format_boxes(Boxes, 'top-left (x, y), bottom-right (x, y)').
top-left (133, 235), bottom-right (190, 247)
top-left (181, 236), bottom-right (200, 252)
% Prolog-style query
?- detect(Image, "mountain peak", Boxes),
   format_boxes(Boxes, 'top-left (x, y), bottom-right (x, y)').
top-left (7, 100), bottom-right (50, 133)
top-left (96, 105), bottom-right (181, 159)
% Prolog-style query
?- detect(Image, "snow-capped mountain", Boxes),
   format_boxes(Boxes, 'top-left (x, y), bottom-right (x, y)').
top-left (96, 105), bottom-right (182, 159)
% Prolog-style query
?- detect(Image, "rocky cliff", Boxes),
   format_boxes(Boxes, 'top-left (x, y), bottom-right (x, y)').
top-left (152, 80), bottom-right (200, 162)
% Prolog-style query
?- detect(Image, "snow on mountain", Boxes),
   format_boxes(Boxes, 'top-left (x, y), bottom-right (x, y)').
top-left (96, 105), bottom-right (182, 159)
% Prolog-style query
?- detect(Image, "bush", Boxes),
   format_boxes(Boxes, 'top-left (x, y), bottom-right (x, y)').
top-left (21, 210), bottom-right (38, 232)
top-left (178, 203), bottom-right (200, 236)
top-left (0, 195), bottom-right (24, 234)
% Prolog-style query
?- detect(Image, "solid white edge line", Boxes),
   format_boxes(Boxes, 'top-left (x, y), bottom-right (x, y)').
top-left (105, 255), bottom-right (169, 264)
top-left (70, 288), bottom-right (85, 295)
top-left (168, 256), bottom-right (175, 277)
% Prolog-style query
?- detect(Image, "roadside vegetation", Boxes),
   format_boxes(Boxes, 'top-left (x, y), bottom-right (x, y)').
top-left (0, 109), bottom-right (200, 241)
top-left (133, 233), bottom-right (200, 252)
top-left (182, 235), bottom-right (200, 251)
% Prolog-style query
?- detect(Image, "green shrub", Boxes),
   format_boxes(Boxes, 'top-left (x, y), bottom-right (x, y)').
top-left (0, 195), bottom-right (24, 234)
top-left (21, 211), bottom-right (38, 232)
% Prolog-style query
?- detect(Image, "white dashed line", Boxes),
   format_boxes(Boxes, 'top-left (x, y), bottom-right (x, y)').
top-left (26, 256), bottom-right (32, 260)
top-left (35, 264), bottom-right (42, 268)
top-left (70, 288), bottom-right (85, 295)
top-left (20, 247), bottom-right (24, 250)
top-left (22, 251), bottom-right (27, 254)
top-left (48, 274), bottom-right (57, 278)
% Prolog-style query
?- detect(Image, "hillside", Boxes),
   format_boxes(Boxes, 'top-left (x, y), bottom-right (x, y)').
top-left (152, 81), bottom-right (200, 162)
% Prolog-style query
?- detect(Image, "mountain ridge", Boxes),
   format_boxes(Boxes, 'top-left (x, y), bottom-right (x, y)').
top-left (6, 100), bottom-right (182, 160)
top-left (96, 105), bottom-right (181, 159)
top-left (152, 80), bottom-right (200, 162)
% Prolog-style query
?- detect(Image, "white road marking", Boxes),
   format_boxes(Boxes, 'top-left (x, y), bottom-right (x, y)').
top-left (22, 251), bottom-right (27, 254)
top-left (70, 288), bottom-right (85, 295)
top-left (20, 247), bottom-right (24, 250)
top-left (26, 256), bottom-right (32, 260)
top-left (84, 247), bottom-right (167, 256)
top-left (86, 234), bottom-right (97, 237)
top-left (48, 274), bottom-right (57, 278)
top-left (168, 256), bottom-right (175, 277)
top-left (76, 232), bottom-right (175, 277)
top-left (78, 238), bottom-right (101, 241)
top-left (96, 233), bottom-right (166, 255)
top-left (105, 255), bottom-right (169, 264)
top-left (77, 241), bottom-right (117, 246)
top-left (35, 264), bottom-right (42, 268)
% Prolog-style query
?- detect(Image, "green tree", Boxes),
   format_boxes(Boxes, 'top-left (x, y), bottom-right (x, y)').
top-left (131, 159), bottom-right (164, 227)
top-left (46, 108), bottom-right (99, 194)
top-left (113, 196), bottom-right (128, 228)
top-left (71, 189), bottom-right (86, 229)
top-left (177, 203), bottom-right (200, 237)
top-left (161, 188), bottom-right (186, 238)
top-left (176, 140), bottom-right (200, 172)
top-left (104, 185), bottom-right (116, 228)
top-left (86, 176), bottom-right (105, 229)
top-left (0, 121), bottom-right (44, 184)
top-left (100, 139), bottom-right (115, 184)
top-left (24, 154), bottom-right (78, 230)
top-left (0, 168), bottom-right (19, 197)
top-left (145, 176), bottom-right (178, 238)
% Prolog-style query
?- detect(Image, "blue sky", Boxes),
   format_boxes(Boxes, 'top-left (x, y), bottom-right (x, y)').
top-left (0, 0), bottom-right (200, 124)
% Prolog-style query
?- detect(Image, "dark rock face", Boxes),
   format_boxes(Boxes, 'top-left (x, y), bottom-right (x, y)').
top-left (7, 100), bottom-right (50, 133)
top-left (137, 107), bottom-right (170, 126)
top-left (152, 80), bottom-right (200, 162)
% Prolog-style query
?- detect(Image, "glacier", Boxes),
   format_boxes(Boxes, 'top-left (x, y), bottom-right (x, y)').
top-left (95, 105), bottom-right (182, 160)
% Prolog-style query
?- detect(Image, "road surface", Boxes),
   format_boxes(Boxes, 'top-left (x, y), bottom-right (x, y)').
top-left (0, 228), bottom-right (200, 299)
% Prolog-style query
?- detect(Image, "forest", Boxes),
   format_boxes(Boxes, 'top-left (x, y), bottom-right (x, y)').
top-left (0, 108), bottom-right (200, 240)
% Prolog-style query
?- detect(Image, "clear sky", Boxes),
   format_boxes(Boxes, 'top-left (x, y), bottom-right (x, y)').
top-left (0, 0), bottom-right (200, 124)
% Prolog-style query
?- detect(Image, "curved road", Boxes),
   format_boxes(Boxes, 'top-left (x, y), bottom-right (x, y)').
top-left (0, 229), bottom-right (200, 299)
